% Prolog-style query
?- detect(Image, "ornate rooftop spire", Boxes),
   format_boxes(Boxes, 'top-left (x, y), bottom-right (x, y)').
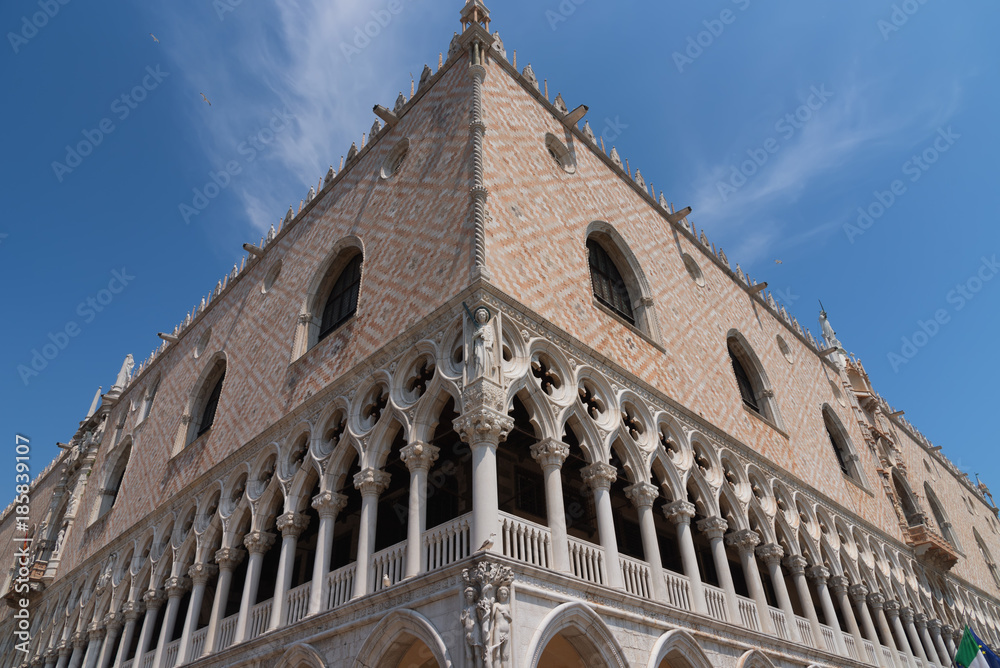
top-left (460, 0), bottom-right (490, 32)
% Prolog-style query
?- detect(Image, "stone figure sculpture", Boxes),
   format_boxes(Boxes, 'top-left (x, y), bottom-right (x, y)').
top-left (462, 560), bottom-right (514, 668)
top-left (470, 306), bottom-right (495, 380)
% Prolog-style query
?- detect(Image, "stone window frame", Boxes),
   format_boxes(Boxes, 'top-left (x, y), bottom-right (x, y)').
top-left (177, 353), bottom-right (228, 452)
top-left (137, 375), bottom-right (160, 425)
top-left (726, 330), bottom-right (784, 432)
top-left (924, 481), bottom-right (963, 552)
top-left (821, 404), bottom-right (868, 491)
top-left (295, 236), bottom-right (366, 359)
top-left (89, 437), bottom-right (133, 524)
top-left (974, 528), bottom-right (1000, 589)
top-left (584, 221), bottom-right (662, 345)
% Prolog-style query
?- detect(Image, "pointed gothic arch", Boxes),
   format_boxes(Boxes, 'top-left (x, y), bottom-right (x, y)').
top-left (646, 629), bottom-right (714, 668)
top-left (297, 236), bottom-right (365, 356)
top-left (736, 649), bottom-right (777, 668)
top-left (180, 353), bottom-right (228, 449)
top-left (821, 405), bottom-right (866, 487)
top-left (526, 601), bottom-right (628, 668)
top-left (585, 221), bottom-right (661, 341)
top-left (726, 331), bottom-right (782, 428)
top-left (352, 609), bottom-right (452, 668)
top-left (924, 482), bottom-right (961, 550)
top-left (90, 436), bottom-right (133, 523)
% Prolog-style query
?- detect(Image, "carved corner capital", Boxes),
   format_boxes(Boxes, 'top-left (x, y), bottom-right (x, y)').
top-left (883, 599), bottom-right (901, 618)
top-left (530, 438), bottom-right (569, 470)
top-left (164, 576), bottom-right (191, 598)
top-left (454, 407), bottom-right (514, 446)
top-left (276, 512), bottom-right (310, 537)
top-left (696, 516), bottom-right (728, 539)
top-left (806, 565), bottom-right (831, 584)
top-left (353, 468), bottom-right (391, 496)
top-left (461, 378), bottom-right (506, 412)
top-left (663, 500), bottom-right (696, 525)
top-left (142, 589), bottom-right (166, 609)
top-left (215, 546), bottom-right (246, 569)
top-left (311, 491), bottom-right (348, 517)
top-left (828, 574), bottom-right (850, 595)
top-left (243, 530), bottom-right (276, 555)
top-left (755, 542), bottom-right (784, 566)
top-left (400, 441), bottom-right (440, 472)
top-left (187, 562), bottom-right (218, 584)
top-left (725, 529), bottom-right (761, 553)
top-left (624, 482), bottom-right (660, 510)
top-left (867, 592), bottom-right (885, 609)
top-left (580, 462), bottom-right (617, 491)
top-left (848, 583), bottom-right (870, 603)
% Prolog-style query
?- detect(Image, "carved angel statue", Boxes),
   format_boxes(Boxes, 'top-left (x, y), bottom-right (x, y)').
top-left (470, 307), bottom-right (495, 380)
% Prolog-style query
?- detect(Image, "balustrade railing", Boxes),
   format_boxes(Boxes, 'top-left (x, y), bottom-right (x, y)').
top-left (820, 624), bottom-right (837, 653)
top-left (216, 613), bottom-right (238, 651)
top-left (704, 584), bottom-right (729, 622)
top-left (189, 627), bottom-right (208, 661)
top-left (139, 651), bottom-right (155, 668)
top-left (121, 660), bottom-right (134, 668)
top-left (285, 581), bottom-right (311, 626)
top-left (247, 599), bottom-right (272, 640)
top-left (861, 638), bottom-right (877, 665)
top-left (795, 615), bottom-right (815, 648)
top-left (499, 512), bottom-right (551, 568)
top-left (326, 563), bottom-right (356, 610)
top-left (881, 646), bottom-right (896, 666)
top-left (619, 555), bottom-right (651, 599)
top-left (424, 514), bottom-right (472, 569)
top-left (161, 638), bottom-right (180, 667)
top-left (768, 606), bottom-right (789, 640)
top-left (662, 569), bottom-right (691, 611)
top-left (842, 631), bottom-right (859, 660)
top-left (372, 542), bottom-right (406, 592)
top-left (567, 537), bottom-right (605, 585)
top-left (736, 594), bottom-right (761, 631)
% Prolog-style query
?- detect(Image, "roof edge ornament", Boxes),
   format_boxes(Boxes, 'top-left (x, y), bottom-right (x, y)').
top-left (460, 0), bottom-right (491, 32)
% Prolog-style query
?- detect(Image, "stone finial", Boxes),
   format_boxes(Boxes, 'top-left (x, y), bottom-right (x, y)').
top-left (418, 64), bottom-right (433, 90)
top-left (392, 92), bottom-right (407, 115)
top-left (552, 93), bottom-right (568, 115)
top-left (491, 31), bottom-right (506, 59)
top-left (718, 249), bottom-right (729, 268)
top-left (346, 142), bottom-right (359, 162)
top-left (266, 224), bottom-right (276, 244)
top-left (521, 63), bottom-right (538, 90)
top-left (86, 386), bottom-right (102, 419)
top-left (307, 186), bottom-right (315, 201)
top-left (658, 191), bottom-right (669, 209)
top-left (634, 169), bottom-right (645, 189)
top-left (284, 205), bottom-right (294, 224)
top-left (111, 355), bottom-right (135, 392)
top-left (448, 32), bottom-right (461, 60)
top-left (609, 146), bottom-right (623, 169)
top-left (582, 121), bottom-right (596, 144)
top-left (370, 119), bottom-right (382, 139)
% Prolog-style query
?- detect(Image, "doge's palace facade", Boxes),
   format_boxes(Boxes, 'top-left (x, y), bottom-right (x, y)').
top-left (3, 3), bottom-right (1000, 667)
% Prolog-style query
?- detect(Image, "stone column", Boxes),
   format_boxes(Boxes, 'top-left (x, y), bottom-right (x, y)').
top-left (43, 649), bottom-right (58, 668)
top-left (81, 624), bottom-right (103, 668)
top-left (54, 643), bottom-right (72, 668)
top-left (727, 529), bottom-right (774, 635)
top-left (698, 516), bottom-right (741, 624)
top-left (624, 482), bottom-right (668, 601)
top-left (807, 565), bottom-right (848, 656)
top-left (352, 468), bottom-right (391, 598)
top-left (152, 575), bottom-right (189, 668)
top-left (885, 600), bottom-right (917, 665)
top-left (454, 392), bottom-right (514, 558)
top-left (233, 531), bottom-right (276, 644)
top-left (900, 608), bottom-right (929, 665)
top-left (112, 602), bottom-right (142, 668)
top-left (757, 543), bottom-right (801, 643)
top-left (927, 619), bottom-right (950, 668)
top-left (941, 624), bottom-right (957, 658)
top-left (95, 613), bottom-right (122, 668)
top-left (203, 547), bottom-right (244, 655)
top-left (133, 591), bottom-right (165, 666)
top-left (664, 500), bottom-right (706, 615)
top-left (530, 439), bottom-right (571, 573)
top-left (176, 562), bottom-right (217, 664)
top-left (786, 556), bottom-right (823, 650)
top-left (849, 585), bottom-right (888, 667)
top-left (914, 613), bottom-right (942, 666)
top-left (268, 512), bottom-right (309, 631)
top-left (869, 593), bottom-right (900, 661)
top-left (66, 633), bottom-right (87, 668)
top-left (401, 441), bottom-right (440, 578)
top-left (581, 462), bottom-right (624, 589)
top-left (308, 491), bottom-right (347, 616)
top-left (830, 575), bottom-right (867, 662)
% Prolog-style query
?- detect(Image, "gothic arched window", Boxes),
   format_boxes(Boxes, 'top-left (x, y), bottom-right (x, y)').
top-left (974, 529), bottom-right (1000, 589)
top-left (319, 254), bottom-right (362, 341)
top-left (186, 358), bottom-right (227, 445)
top-left (198, 372), bottom-right (225, 437)
top-left (139, 377), bottom-right (160, 423)
top-left (823, 406), bottom-right (865, 487)
top-left (92, 439), bottom-right (132, 522)
top-left (728, 342), bottom-right (758, 413)
top-left (587, 238), bottom-right (634, 325)
top-left (726, 333), bottom-right (782, 428)
top-left (925, 483), bottom-right (962, 551)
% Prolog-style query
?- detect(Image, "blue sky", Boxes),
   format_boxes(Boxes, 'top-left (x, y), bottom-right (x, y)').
top-left (2, 0), bottom-right (998, 495)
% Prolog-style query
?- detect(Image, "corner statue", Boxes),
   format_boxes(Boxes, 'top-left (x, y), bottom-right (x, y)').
top-left (464, 303), bottom-right (496, 381)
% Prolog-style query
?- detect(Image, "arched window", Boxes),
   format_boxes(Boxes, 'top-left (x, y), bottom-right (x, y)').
top-left (891, 470), bottom-right (923, 526)
top-left (185, 358), bottom-right (227, 446)
top-left (587, 238), bottom-right (634, 324)
top-left (925, 483), bottom-right (962, 551)
top-left (822, 406), bottom-right (864, 486)
top-left (198, 372), bottom-right (224, 437)
top-left (974, 529), bottom-right (1000, 589)
top-left (139, 377), bottom-right (159, 423)
top-left (93, 439), bottom-right (132, 522)
top-left (726, 333), bottom-right (782, 428)
top-left (319, 254), bottom-right (362, 341)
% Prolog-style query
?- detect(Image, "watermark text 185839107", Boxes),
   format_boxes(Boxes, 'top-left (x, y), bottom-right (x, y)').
top-left (12, 434), bottom-right (33, 656)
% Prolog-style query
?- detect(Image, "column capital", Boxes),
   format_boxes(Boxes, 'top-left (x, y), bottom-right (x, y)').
top-left (400, 441), bottom-right (440, 472)
top-left (142, 589), bottom-right (166, 609)
top-left (725, 529), bottom-right (760, 554)
top-left (215, 546), bottom-right (246, 569)
top-left (755, 542), bottom-right (784, 566)
top-left (941, 624), bottom-right (955, 638)
top-left (276, 511), bottom-right (310, 538)
top-left (103, 611), bottom-right (124, 632)
top-left (530, 438), bottom-right (570, 470)
top-left (71, 632), bottom-right (88, 649)
top-left (663, 500), bottom-right (696, 525)
top-left (243, 530), bottom-right (277, 555)
top-left (353, 468), bottom-right (391, 496)
top-left (867, 591), bottom-right (885, 609)
top-left (580, 462), bottom-right (617, 491)
top-left (624, 482), bottom-right (660, 510)
top-left (828, 574), bottom-right (850, 595)
top-left (696, 516), bottom-right (728, 540)
top-left (57, 643), bottom-right (72, 658)
top-left (87, 622), bottom-right (105, 640)
top-left (454, 407), bottom-right (514, 446)
top-left (883, 599), bottom-right (901, 619)
top-left (187, 562), bottom-right (218, 585)
top-left (848, 583), bottom-right (870, 603)
top-left (121, 600), bottom-right (145, 620)
top-left (311, 490), bottom-right (348, 517)
top-left (912, 611), bottom-right (927, 629)
top-left (29, 658), bottom-right (43, 668)
top-left (926, 618), bottom-right (942, 632)
top-left (899, 606), bottom-right (914, 624)
top-left (164, 575), bottom-right (191, 598)
top-left (783, 554), bottom-right (809, 575)
top-left (43, 649), bottom-right (58, 661)
top-left (806, 564), bottom-right (831, 584)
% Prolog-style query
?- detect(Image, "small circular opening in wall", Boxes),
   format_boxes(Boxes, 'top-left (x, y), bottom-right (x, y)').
top-left (262, 260), bottom-right (282, 294)
top-left (380, 138), bottom-right (409, 179)
top-left (682, 253), bottom-right (705, 287)
top-left (777, 335), bottom-right (793, 363)
top-left (830, 380), bottom-right (846, 407)
top-left (544, 133), bottom-right (576, 173)
top-left (194, 328), bottom-right (212, 358)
